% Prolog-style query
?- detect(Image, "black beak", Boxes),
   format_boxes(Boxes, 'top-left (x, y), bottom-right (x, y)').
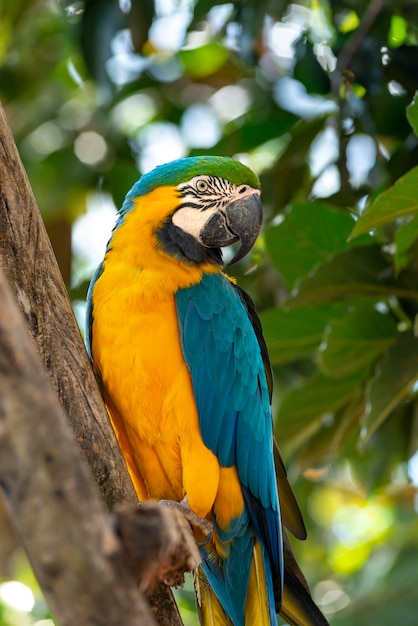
top-left (199, 193), bottom-right (263, 264)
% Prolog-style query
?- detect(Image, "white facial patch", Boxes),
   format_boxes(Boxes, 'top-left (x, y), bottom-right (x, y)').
top-left (171, 206), bottom-right (218, 239)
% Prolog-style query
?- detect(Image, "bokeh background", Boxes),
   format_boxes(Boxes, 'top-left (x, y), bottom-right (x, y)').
top-left (1, 0), bottom-right (418, 624)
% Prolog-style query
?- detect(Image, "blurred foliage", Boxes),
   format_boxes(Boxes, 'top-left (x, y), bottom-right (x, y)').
top-left (2, 0), bottom-right (418, 624)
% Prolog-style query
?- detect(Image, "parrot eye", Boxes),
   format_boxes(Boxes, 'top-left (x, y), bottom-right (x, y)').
top-left (196, 179), bottom-right (208, 193)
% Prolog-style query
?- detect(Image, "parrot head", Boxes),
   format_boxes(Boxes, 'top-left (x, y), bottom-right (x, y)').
top-left (116, 156), bottom-right (263, 266)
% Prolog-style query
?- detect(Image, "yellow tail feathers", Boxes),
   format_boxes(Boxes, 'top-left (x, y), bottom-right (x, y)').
top-left (195, 570), bottom-right (234, 626)
top-left (244, 541), bottom-right (273, 626)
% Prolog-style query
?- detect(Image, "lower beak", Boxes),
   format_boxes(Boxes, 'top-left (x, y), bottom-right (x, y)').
top-left (199, 193), bottom-right (263, 264)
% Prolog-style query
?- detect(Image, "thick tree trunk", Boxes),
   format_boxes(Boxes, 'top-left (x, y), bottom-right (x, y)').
top-left (0, 266), bottom-right (156, 626)
top-left (0, 104), bottom-right (183, 625)
top-left (0, 104), bottom-right (131, 509)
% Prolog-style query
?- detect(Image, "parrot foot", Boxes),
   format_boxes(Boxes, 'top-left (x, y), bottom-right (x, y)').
top-left (159, 497), bottom-right (213, 542)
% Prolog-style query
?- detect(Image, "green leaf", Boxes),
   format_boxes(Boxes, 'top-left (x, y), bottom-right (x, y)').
top-left (318, 307), bottom-right (397, 378)
top-left (338, 10), bottom-right (360, 33)
top-left (260, 303), bottom-right (344, 365)
top-left (395, 213), bottom-right (418, 272)
top-left (276, 370), bottom-right (365, 444)
top-left (287, 245), bottom-right (403, 307)
top-left (388, 15), bottom-right (408, 48)
top-left (406, 90), bottom-right (418, 136)
top-left (266, 202), bottom-right (361, 290)
top-left (350, 166), bottom-right (418, 238)
top-left (360, 331), bottom-right (418, 445)
top-left (178, 42), bottom-right (229, 78)
top-left (210, 111), bottom-right (297, 155)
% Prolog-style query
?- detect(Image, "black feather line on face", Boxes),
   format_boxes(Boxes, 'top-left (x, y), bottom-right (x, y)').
top-left (176, 200), bottom-right (226, 211)
top-left (175, 201), bottom-right (205, 211)
top-left (156, 217), bottom-right (223, 266)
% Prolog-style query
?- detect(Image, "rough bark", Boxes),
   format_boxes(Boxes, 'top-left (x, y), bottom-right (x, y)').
top-left (0, 104), bottom-right (184, 624)
top-left (0, 265), bottom-right (156, 626)
top-left (116, 502), bottom-right (201, 588)
top-left (0, 490), bottom-right (18, 577)
top-left (0, 104), bottom-right (131, 509)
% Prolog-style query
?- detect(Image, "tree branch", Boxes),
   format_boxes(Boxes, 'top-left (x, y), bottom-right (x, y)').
top-left (330, 0), bottom-right (386, 199)
top-left (0, 265), bottom-right (156, 626)
top-left (0, 104), bottom-right (132, 508)
top-left (115, 502), bottom-right (201, 588)
top-left (333, 0), bottom-right (386, 93)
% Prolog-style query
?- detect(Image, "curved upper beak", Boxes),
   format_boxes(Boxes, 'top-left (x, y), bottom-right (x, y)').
top-left (199, 193), bottom-right (263, 264)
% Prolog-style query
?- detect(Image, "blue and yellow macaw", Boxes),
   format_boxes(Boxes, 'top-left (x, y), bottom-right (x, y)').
top-left (86, 156), bottom-right (328, 626)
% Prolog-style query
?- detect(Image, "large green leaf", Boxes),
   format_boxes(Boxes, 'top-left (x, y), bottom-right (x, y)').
top-left (260, 303), bottom-right (344, 365)
top-left (276, 370), bottom-right (366, 444)
top-left (210, 111), bottom-right (297, 155)
top-left (350, 166), bottom-right (418, 238)
top-left (406, 90), bottom-right (418, 136)
top-left (266, 202), bottom-right (362, 290)
top-left (318, 307), bottom-right (398, 378)
top-left (286, 245), bottom-right (418, 307)
top-left (360, 331), bottom-right (418, 445)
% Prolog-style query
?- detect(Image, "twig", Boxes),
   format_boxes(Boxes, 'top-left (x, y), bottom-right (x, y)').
top-left (331, 0), bottom-right (386, 197)
top-left (333, 0), bottom-right (387, 94)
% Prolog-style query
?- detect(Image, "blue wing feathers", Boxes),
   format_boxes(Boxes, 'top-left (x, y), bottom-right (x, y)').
top-left (176, 271), bottom-right (280, 506)
top-left (235, 422), bottom-right (251, 488)
top-left (218, 347), bottom-right (236, 396)
top-left (212, 307), bottom-right (235, 343)
top-left (175, 273), bottom-right (283, 624)
top-left (233, 325), bottom-right (251, 359)
top-left (217, 409), bottom-right (238, 466)
top-left (232, 374), bottom-right (248, 411)
top-left (204, 331), bottom-right (220, 381)
top-left (183, 305), bottom-right (209, 361)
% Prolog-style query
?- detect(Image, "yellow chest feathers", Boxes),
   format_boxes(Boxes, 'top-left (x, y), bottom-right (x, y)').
top-left (90, 185), bottom-right (220, 436)
top-left (91, 262), bottom-right (225, 516)
top-left (89, 189), bottom-right (224, 515)
top-left (91, 263), bottom-right (191, 436)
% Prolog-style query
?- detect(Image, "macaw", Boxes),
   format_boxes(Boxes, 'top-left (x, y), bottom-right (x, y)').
top-left (86, 156), bottom-right (329, 626)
